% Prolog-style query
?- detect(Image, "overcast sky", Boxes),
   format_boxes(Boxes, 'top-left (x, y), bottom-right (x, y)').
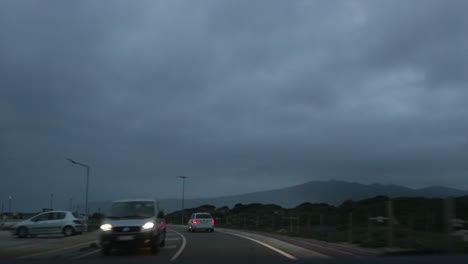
top-left (1, 0), bottom-right (468, 211)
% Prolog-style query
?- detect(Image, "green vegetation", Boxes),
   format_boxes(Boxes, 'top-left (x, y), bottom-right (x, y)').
top-left (166, 195), bottom-right (468, 253)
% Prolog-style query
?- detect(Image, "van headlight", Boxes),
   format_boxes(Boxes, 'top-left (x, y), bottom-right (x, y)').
top-left (100, 223), bottom-right (112, 231)
top-left (142, 222), bottom-right (154, 230)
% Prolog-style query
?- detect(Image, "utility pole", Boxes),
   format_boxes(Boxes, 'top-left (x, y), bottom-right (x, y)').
top-left (177, 176), bottom-right (188, 224)
top-left (8, 196), bottom-right (12, 213)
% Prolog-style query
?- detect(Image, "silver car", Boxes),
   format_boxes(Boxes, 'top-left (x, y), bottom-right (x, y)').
top-left (13, 211), bottom-right (86, 238)
top-left (188, 212), bottom-right (215, 232)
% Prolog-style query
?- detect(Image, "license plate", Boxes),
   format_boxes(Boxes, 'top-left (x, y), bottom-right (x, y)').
top-left (117, 235), bottom-right (135, 241)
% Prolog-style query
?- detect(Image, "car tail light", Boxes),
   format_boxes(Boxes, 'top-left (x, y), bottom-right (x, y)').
top-left (192, 219), bottom-right (198, 224)
top-left (73, 220), bottom-right (82, 224)
top-left (211, 219), bottom-right (215, 224)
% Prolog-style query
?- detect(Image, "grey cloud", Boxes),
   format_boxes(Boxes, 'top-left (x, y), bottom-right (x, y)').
top-left (1, 0), bottom-right (468, 211)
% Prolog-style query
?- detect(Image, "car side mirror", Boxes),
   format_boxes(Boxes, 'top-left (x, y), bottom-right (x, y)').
top-left (157, 212), bottom-right (165, 218)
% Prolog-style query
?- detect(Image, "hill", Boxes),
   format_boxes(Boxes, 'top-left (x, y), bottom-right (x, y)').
top-left (87, 180), bottom-right (468, 214)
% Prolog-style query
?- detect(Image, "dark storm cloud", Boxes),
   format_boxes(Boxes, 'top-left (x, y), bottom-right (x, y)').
top-left (1, 0), bottom-right (468, 211)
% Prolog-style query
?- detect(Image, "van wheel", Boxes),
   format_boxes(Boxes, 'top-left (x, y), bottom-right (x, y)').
top-left (160, 232), bottom-right (166, 247)
top-left (63, 226), bottom-right (74, 237)
top-left (101, 247), bottom-right (111, 256)
top-left (151, 244), bottom-right (160, 254)
top-left (18, 227), bottom-right (28, 238)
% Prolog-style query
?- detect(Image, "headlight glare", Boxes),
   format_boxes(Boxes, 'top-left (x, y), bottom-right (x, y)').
top-left (142, 222), bottom-right (154, 230)
top-left (100, 223), bottom-right (112, 231)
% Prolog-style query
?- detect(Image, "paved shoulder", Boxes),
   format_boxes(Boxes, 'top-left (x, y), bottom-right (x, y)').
top-left (0, 231), bottom-right (99, 259)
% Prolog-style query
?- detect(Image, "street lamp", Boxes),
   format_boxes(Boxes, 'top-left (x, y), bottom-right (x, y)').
top-left (69, 197), bottom-right (73, 211)
top-left (50, 193), bottom-right (54, 209)
top-left (177, 176), bottom-right (188, 224)
top-left (67, 158), bottom-right (90, 218)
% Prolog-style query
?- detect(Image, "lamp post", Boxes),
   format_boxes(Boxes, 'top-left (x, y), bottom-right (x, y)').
top-left (50, 193), bottom-right (54, 209)
top-left (67, 159), bottom-right (90, 218)
top-left (69, 197), bottom-right (73, 211)
top-left (177, 176), bottom-right (188, 224)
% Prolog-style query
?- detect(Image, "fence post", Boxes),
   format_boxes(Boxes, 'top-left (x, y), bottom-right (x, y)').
top-left (444, 197), bottom-right (454, 251)
top-left (297, 216), bottom-right (301, 233)
top-left (320, 214), bottom-right (323, 232)
top-left (387, 199), bottom-right (394, 248)
top-left (408, 212), bottom-right (415, 230)
top-left (425, 212), bottom-right (434, 232)
top-left (348, 212), bottom-right (353, 243)
top-left (367, 212), bottom-right (372, 242)
top-left (290, 217), bottom-right (293, 233)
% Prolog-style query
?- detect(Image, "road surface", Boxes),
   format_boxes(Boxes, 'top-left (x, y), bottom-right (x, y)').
top-left (0, 226), bottom-right (379, 260)
top-left (77, 226), bottom-right (291, 261)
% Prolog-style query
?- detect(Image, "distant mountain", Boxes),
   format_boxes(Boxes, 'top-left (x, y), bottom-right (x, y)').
top-left (87, 180), bottom-right (468, 214)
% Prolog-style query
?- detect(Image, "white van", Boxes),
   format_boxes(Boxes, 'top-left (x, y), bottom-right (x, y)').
top-left (99, 199), bottom-right (166, 255)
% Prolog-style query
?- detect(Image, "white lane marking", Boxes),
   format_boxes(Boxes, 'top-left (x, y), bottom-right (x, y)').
top-left (17, 240), bottom-right (99, 259)
top-left (288, 238), bottom-right (354, 256)
top-left (223, 231), bottom-right (297, 260)
top-left (72, 249), bottom-right (101, 260)
top-left (165, 245), bottom-right (177, 249)
top-left (168, 228), bottom-right (186, 261)
top-left (165, 238), bottom-right (181, 241)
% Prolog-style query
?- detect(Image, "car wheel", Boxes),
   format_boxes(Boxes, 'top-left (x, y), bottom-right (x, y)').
top-left (151, 241), bottom-right (160, 254)
top-left (63, 226), bottom-right (74, 237)
top-left (160, 232), bottom-right (166, 247)
top-left (210, 229), bottom-right (214, 232)
top-left (101, 247), bottom-right (112, 256)
top-left (17, 227), bottom-right (28, 238)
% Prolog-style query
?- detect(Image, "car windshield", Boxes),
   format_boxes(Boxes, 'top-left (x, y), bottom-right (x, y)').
top-left (196, 214), bottom-right (212, 219)
top-left (107, 202), bottom-right (155, 219)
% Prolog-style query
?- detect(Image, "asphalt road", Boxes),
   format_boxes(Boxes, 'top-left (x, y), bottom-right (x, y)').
top-left (78, 225), bottom-right (285, 261)
top-left (1, 225), bottom-right (375, 260)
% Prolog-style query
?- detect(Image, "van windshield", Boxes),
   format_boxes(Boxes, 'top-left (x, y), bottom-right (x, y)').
top-left (107, 202), bottom-right (155, 219)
